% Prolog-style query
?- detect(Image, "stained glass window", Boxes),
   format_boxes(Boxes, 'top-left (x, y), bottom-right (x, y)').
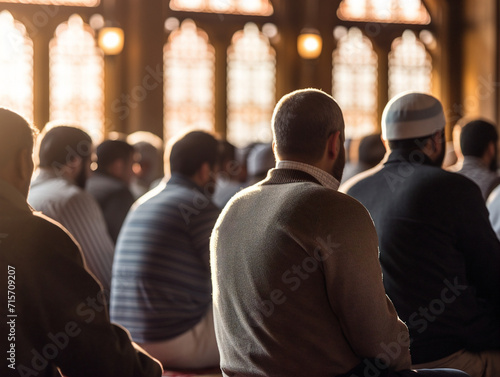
top-left (333, 27), bottom-right (378, 139)
top-left (337, 0), bottom-right (430, 24)
top-left (164, 19), bottom-right (215, 140)
top-left (227, 23), bottom-right (275, 147)
top-left (0, 11), bottom-right (33, 122)
top-left (49, 14), bottom-right (104, 141)
top-left (388, 30), bottom-right (432, 99)
top-left (170, 0), bottom-right (273, 16)
top-left (0, 0), bottom-right (99, 5)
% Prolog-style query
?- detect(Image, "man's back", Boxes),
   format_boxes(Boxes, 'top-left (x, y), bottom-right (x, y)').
top-left (211, 169), bottom-right (410, 377)
top-left (110, 174), bottom-right (220, 343)
top-left (347, 150), bottom-right (500, 364)
top-left (86, 172), bottom-right (135, 243)
top-left (28, 170), bottom-right (115, 292)
top-left (0, 183), bottom-right (161, 377)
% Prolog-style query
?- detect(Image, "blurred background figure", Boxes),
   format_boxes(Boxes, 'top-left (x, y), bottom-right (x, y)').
top-left (86, 139), bottom-right (136, 244)
top-left (212, 140), bottom-right (247, 209)
top-left (342, 133), bottom-right (386, 182)
top-left (452, 119), bottom-right (500, 200)
top-left (127, 131), bottom-right (164, 199)
top-left (29, 124), bottom-right (115, 293)
top-left (244, 142), bottom-right (275, 187)
top-left (445, 117), bottom-right (471, 172)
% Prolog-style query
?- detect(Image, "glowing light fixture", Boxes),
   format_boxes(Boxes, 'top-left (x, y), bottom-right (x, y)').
top-left (297, 28), bottom-right (322, 59)
top-left (98, 27), bottom-right (124, 55)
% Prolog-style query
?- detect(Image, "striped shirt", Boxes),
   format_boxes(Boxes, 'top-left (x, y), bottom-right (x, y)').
top-left (110, 173), bottom-right (220, 342)
top-left (28, 169), bottom-right (115, 293)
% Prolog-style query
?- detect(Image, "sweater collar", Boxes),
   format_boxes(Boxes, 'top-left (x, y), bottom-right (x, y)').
top-left (262, 168), bottom-right (322, 187)
top-left (275, 160), bottom-right (340, 190)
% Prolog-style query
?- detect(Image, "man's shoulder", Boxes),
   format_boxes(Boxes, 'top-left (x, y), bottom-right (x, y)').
top-left (30, 177), bottom-right (88, 207)
top-left (243, 179), bottom-right (370, 218)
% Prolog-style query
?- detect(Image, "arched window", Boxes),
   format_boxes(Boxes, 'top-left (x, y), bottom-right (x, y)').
top-left (388, 30), bottom-right (432, 99)
top-left (0, 11), bottom-right (33, 122)
top-left (164, 19), bottom-right (215, 141)
top-left (49, 14), bottom-right (104, 141)
top-left (332, 27), bottom-right (378, 139)
top-left (337, 0), bottom-right (430, 24)
top-left (0, 0), bottom-right (99, 5)
top-left (169, 0), bottom-right (273, 16)
top-left (227, 23), bottom-right (276, 147)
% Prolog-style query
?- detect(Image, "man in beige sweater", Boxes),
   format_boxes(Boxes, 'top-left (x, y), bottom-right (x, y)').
top-left (210, 89), bottom-right (468, 377)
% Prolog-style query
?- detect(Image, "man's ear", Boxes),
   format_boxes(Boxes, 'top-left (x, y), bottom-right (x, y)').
top-left (327, 131), bottom-right (341, 161)
top-left (198, 161), bottom-right (211, 183)
top-left (486, 141), bottom-right (496, 160)
top-left (18, 148), bottom-right (34, 182)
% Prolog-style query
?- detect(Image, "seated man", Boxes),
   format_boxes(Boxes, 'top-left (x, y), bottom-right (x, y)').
top-left (127, 131), bottom-right (164, 198)
top-left (86, 139), bottom-right (136, 243)
top-left (454, 119), bottom-right (500, 200)
top-left (110, 131), bottom-right (221, 370)
top-left (28, 125), bottom-right (115, 293)
top-left (347, 92), bottom-right (500, 377)
top-left (0, 108), bottom-right (162, 377)
top-left (211, 89), bottom-right (467, 377)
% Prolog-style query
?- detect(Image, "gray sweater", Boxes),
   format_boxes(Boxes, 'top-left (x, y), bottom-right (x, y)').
top-left (211, 168), bottom-right (411, 377)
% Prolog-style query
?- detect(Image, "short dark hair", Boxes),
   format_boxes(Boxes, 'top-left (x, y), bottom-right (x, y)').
top-left (460, 120), bottom-right (498, 158)
top-left (38, 126), bottom-right (93, 168)
top-left (168, 131), bottom-right (220, 176)
top-left (0, 108), bottom-right (36, 168)
top-left (272, 88), bottom-right (344, 163)
top-left (96, 139), bottom-right (135, 173)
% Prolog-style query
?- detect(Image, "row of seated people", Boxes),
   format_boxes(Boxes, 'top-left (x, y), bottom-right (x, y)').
top-left (1, 89), bottom-right (499, 377)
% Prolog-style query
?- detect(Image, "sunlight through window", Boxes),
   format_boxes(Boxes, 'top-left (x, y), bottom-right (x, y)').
top-left (388, 30), bottom-right (432, 99)
top-left (0, 11), bottom-right (33, 123)
top-left (170, 0), bottom-right (273, 16)
top-left (164, 19), bottom-right (215, 141)
top-left (337, 0), bottom-right (430, 24)
top-left (0, 0), bottom-right (99, 5)
top-left (227, 23), bottom-right (275, 147)
top-left (49, 14), bottom-right (104, 141)
top-left (333, 27), bottom-right (378, 139)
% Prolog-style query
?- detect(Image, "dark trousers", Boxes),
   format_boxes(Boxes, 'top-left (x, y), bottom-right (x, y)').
top-left (338, 358), bottom-right (470, 377)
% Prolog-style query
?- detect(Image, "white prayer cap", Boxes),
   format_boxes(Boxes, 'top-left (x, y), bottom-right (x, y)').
top-left (382, 91), bottom-right (446, 141)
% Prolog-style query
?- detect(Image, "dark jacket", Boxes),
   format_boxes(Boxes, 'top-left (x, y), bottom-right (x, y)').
top-left (0, 179), bottom-right (162, 377)
top-left (86, 172), bottom-right (135, 243)
top-left (347, 149), bottom-right (500, 364)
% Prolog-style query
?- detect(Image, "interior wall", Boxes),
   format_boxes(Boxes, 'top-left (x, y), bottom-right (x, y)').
top-left (462, 0), bottom-right (498, 124)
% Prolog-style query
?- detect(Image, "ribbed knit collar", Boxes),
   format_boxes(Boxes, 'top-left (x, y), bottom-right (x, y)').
top-left (275, 161), bottom-right (340, 191)
top-left (262, 168), bottom-right (321, 187)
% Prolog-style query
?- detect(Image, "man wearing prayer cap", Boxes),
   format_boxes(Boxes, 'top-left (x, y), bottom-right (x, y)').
top-left (347, 92), bottom-right (500, 377)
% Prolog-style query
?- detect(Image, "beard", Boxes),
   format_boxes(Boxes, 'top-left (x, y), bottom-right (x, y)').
top-left (75, 162), bottom-right (88, 189)
top-left (332, 145), bottom-right (346, 182)
top-left (490, 150), bottom-right (498, 172)
top-left (431, 138), bottom-right (446, 168)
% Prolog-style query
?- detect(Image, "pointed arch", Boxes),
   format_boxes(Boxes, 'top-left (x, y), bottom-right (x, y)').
top-left (163, 19), bottom-right (215, 140)
top-left (337, 0), bottom-right (430, 24)
top-left (0, 11), bottom-right (33, 122)
top-left (226, 23), bottom-right (276, 147)
top-left (49, 14), bottom-right (104, 140)
top-left (332, 27), bottom-right (378, 139)
top-left (388, 30), bottom-right (432, 99)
